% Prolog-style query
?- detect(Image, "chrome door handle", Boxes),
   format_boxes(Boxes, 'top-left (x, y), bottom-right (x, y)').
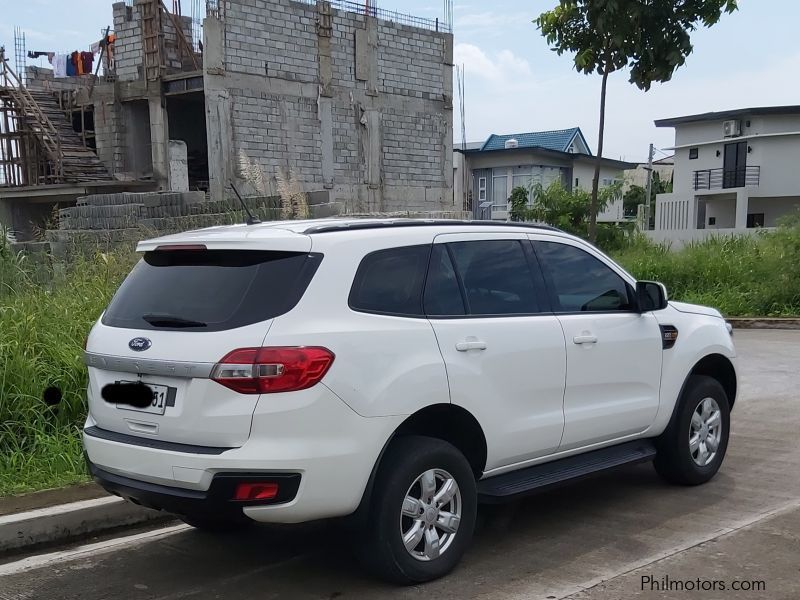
top-left (455, 339), bottom-right (487, 352)
top-left (573, 334), bottom-right (598, 345)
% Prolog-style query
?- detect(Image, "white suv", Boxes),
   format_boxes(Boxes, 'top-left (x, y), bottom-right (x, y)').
top-left (84, 219), bottom-right (737, 583)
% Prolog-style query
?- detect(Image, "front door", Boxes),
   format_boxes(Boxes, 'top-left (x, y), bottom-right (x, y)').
top-left (723, 141), bottom-right (747, 188)
top-left (424, 233), bottom-right (567, 471)
top-left (531, 237), bottom-right (663, 451)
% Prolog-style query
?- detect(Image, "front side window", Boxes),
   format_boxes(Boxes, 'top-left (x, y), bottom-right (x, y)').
top-left (534, 241), bottom-right (633, 313)
top-left (447, 240), bottom-right (540, 315)
top-left (349, 245), bottom-right (431, 316)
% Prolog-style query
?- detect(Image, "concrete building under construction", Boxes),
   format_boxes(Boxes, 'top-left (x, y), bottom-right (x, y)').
top-left (0, 0), bottom-right (455, 240)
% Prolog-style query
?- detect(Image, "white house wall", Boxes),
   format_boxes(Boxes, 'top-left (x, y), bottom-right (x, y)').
top-left (748, 196), bottom-right (800, 226)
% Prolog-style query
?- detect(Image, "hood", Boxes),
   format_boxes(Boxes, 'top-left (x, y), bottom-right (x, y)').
top-left (669, 301), bottom-right (723, 319)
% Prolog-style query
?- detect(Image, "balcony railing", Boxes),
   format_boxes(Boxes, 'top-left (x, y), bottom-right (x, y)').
top-left (693, 166), bottom-right (760, 191)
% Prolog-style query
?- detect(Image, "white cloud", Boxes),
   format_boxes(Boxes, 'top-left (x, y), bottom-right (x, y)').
top-left (454, 43), bottom-right (531, 83)
top-left (455, 11), bottom-right (532, 31)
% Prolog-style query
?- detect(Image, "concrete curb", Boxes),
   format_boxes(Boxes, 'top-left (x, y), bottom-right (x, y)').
top-left (0, 495), bottom-right (170, 555)
top-left (727, 318), bottom-right (800, 330)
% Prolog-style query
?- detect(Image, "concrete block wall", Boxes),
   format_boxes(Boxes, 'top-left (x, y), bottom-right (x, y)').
top-left (93, 95), bottom-right (126, 176)
top-left (113, 1), bottom-right (144, 81)
top-left (376, 22), bottom-right (446, 101)
top-left (225, 0), bottom-right (319, 81)
top-left (231, 91), bottom-right (324, 183)
top-left (162, 14), bottom-right (196, 72)
top-left (205, 0), bottom-right (454, 212)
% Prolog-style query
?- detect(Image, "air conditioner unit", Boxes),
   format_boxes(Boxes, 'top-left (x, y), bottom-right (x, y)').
top-left (504, 138), bottom-right (519, 149)
top-left (723, 119), bottom-right (741, 138)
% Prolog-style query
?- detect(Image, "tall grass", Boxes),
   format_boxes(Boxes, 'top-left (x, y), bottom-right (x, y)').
top-left (0, 242), bottom-right (137, 495)
top-left (612, 226), bottom-right (800, 316)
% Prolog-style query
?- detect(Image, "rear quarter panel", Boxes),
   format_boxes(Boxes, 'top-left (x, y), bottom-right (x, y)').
top-left (266, 230), bottom-right (451, 418)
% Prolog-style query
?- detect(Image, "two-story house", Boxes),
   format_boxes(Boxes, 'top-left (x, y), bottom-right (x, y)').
top-left (454, 128), bottom-right (635, 221)
top-left (653, 106), bottom-right (800, 242)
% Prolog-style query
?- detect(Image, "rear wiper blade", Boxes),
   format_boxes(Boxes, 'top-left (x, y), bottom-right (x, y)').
top-left (142, 313), bottom-right (207, 328)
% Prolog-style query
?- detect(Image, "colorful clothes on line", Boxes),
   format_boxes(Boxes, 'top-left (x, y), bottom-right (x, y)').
top-left (81, 51), bottom-right (94, 74)
top-left (52, 54), bottom-right (68, 78)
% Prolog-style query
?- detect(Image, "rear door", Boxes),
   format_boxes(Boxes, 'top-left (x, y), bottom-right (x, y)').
top-left (531, 237), bottom-right (662, 451)
top-left (86, 245), bottom-right (321, 448)
top-left (425, 233), bottom-right (567, 471)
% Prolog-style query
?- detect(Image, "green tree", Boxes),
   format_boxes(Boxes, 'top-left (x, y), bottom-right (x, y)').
top-left (509, 186), bottom-right (530, 222)
top-left (536, 0), bottom-right (737, 242)
top-left (525, 179), bottom-right (622, 235)
top-left (623, 184), bottom-right (647, 218)
top-left (623, 172), bottom-right (673, 218)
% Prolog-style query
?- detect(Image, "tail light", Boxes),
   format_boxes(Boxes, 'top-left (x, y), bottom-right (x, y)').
top-left (234, 482), bottom-right (279, 501)
top-left (211, 347), bottom-right (335, 394)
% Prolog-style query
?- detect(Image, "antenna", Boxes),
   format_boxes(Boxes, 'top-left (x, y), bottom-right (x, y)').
top-left (230, 183), bottom-right (261, 225)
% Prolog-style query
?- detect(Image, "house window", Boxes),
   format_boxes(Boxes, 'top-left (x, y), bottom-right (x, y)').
top-left (708, 217), bottom-right (716, 226)
top-left (689, 148), bottom-right (699, 159)
top-left (492, 172), bottom-right (508, 209)
top-left (747, 213), bottom-right (765, 228)
top-left (575, 177), bottom-right (580, 188)
top-left (478, 177), bottom-right (487, 201)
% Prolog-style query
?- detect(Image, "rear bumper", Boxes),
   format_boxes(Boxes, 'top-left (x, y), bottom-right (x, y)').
top-left (83, 386), bottom-right (404, 523)
top-left (89, 461), bottom-right (301, 518)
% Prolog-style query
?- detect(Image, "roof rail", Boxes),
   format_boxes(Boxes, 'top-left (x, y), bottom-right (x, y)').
top-left (303, 220), bottom-right (562, 235)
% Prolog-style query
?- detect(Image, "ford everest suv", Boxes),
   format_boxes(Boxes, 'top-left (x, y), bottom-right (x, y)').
top-left (83, 219), bottom-right (736, 583)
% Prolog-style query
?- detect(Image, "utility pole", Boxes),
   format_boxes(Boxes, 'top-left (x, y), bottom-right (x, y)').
top-left (644, 143), bottom-right (654, 230)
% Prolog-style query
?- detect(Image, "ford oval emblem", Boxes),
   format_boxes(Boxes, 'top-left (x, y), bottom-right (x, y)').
top-left (128, 337), bottom-right (152, 352)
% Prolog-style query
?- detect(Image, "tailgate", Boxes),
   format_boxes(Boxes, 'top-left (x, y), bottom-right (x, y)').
top-left (85, 245), bottom-right (321, 448)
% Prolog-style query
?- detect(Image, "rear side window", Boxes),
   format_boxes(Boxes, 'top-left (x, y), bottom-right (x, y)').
top-left (349, 245), bottom-right (431, 316)
top-left (448, 240), bottom-right (540, 315)
top-left (534, 241), bottom-right (633, 312)
top-left (103, 250), bottom-right (322, 332)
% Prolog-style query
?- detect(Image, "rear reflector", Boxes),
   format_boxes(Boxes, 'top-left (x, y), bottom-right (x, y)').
top-left (211, 346), bottom-right (335, 394)
top-left (234, 482), bottom-right (279, 501)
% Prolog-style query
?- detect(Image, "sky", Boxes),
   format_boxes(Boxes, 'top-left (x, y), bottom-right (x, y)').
top-left (2, 0), bottom-right (799, 162)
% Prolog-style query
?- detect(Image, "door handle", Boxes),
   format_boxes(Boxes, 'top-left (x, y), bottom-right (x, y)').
top-left (455, 339), bottom-right (487, 352)
top-left (573, 334), bottom-right (598, 345)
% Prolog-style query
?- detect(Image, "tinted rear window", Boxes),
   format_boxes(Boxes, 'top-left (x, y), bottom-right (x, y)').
top-left (102, 250), bottom-right (322, 332)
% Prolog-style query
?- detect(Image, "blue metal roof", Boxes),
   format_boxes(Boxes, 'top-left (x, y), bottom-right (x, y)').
top-left (480, 128), bottom-right (589, 154)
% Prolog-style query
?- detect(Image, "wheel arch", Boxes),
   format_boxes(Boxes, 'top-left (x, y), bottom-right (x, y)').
top-left (689, 353), bottom-right (737, 409)
top-left (349, 404), bottom-right (487, 527)
top-left (392, 404), bottom-right (488, 478)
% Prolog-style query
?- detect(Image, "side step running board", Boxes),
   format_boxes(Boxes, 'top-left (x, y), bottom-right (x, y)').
top-left (477, 440), bottom-right (657, 503)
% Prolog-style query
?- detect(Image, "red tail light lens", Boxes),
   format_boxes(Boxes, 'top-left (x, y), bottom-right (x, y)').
top-left (211, 347), bottom-right (335, 394)
top-left (234, 482), bottom-right (279, 501)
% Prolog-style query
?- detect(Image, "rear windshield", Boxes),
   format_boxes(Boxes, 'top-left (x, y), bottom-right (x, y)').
top-left (102, 250), bottom-right (322, 332)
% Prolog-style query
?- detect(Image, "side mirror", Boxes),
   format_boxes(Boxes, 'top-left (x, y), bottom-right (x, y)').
top-left (636, 281), bottom-right (668, 312)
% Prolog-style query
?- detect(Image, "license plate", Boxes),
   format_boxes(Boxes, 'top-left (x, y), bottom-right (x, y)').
top-left (115, 381), bottom-right (175, 415)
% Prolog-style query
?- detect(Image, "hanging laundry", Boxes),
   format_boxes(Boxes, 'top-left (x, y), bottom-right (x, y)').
top-left (81, 52), bottom-right (94, 74)
top-left (66, 52), bottom-right (77, 76)
top-left (72, 51), bottom-right (84, 75)
top-left (52, 54), bottom-right (68, 78)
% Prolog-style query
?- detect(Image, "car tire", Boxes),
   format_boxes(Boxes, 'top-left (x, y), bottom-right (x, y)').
top-left (654, 375), bottom-right (731, 486)
top-left (358, 435), bottom-right (477, 584)
top-left (178, 513), bottom-right (253, 533)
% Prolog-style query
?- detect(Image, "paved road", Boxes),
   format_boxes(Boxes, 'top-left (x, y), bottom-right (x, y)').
top-left (1, 330), bottom-right (798, 600)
